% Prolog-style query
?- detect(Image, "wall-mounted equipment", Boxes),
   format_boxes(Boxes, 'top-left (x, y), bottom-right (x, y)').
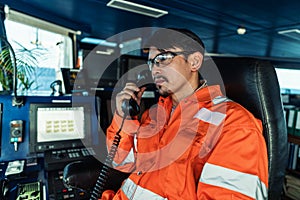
top-left (10, 120), bottom-right (23, 151)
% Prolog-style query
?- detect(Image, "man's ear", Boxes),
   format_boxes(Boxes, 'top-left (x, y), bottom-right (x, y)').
top-left (188, 52), bottom-right (203, 71)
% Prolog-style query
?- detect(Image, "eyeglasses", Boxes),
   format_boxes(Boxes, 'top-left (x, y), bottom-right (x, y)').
top-left (147, 51), bottom-right (194, 71)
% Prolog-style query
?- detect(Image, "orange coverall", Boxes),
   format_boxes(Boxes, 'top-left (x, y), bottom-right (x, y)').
top-left (104, 85), bottom-right (268, 200)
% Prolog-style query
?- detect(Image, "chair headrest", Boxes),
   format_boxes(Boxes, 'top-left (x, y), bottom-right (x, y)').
top-left (201, 57), bottom-right (282, 122)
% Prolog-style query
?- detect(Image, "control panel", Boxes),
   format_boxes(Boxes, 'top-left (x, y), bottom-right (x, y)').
top-left (45, 147), bottom-right (98, 199)
top-left (48, 170), bottom-right (90, 200)
top-left (44, 147), bottom-right (97, 171)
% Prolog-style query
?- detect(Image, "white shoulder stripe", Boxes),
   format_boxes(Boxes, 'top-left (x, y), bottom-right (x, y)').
top-left (200, 163), bottom-right (268, 199)
top-left (193, 108), bottom-right (226, 126)
top-left (212, 96), bottom-right (232, 105)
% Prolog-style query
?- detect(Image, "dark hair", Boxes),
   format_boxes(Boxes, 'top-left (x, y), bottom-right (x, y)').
top-left (144, 28), bottom-right (205, 55)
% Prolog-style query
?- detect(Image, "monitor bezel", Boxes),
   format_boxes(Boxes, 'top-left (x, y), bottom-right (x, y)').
top-left (29, 102), bottom-right (92, 153)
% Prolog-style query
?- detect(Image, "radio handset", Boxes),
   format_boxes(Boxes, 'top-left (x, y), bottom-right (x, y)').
top-left (121, 97), bottom-right (141, 117)
top-left (121, 72), bottom-right (148, 117)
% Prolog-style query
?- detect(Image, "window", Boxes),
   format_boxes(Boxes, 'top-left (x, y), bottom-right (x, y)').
top-left (275, 68), bottom-right (300, 94)
top-left (4, 6), bottom-right (76, 95)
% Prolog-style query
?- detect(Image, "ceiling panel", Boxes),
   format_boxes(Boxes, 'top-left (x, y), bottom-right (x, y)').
top-left (1, 0), bottom-right (300, 60)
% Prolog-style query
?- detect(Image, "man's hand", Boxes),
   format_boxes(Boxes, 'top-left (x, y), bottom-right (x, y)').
top-left (116, 82), bottom-right (146, 117)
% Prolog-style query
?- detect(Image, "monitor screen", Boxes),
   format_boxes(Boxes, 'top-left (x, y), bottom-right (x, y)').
top-left (29, 103), bottom-right (92, 153)
top-left (82, 49), bottom-right (119, 88)
top-left (119, 54), bottom-right (148, 82)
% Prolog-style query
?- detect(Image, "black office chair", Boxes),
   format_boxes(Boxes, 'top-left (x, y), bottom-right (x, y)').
top-left (63, 57), bottom-right (288, 199)
top-left (202, 57), bottom-right (288, 199)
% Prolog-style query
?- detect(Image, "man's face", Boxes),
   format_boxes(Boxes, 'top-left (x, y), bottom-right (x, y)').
top-left (148, 47), bottom-right (194, 97)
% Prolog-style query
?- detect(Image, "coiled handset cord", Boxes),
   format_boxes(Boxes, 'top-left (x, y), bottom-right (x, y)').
top-left (90, 114), bottom-right (127, 200)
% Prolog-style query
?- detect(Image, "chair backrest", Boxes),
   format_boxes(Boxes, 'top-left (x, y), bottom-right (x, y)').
top-left (201, 57), bottom-right (288, 199)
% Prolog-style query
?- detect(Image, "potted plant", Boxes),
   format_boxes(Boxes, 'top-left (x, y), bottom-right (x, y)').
top-left (0, 37), bottom-right (46, 94)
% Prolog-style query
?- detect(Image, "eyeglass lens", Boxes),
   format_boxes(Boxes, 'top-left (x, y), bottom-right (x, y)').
top-left (148, 52), bottom-right (175, 70)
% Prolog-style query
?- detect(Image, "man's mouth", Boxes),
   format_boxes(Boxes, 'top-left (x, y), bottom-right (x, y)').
top-left (154, 76), bottom-right (167, 86)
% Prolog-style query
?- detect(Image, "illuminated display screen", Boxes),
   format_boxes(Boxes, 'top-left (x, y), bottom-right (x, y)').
top-left (37, 107), bottom-right (85, 142)
top-left (29, 103), bottom-right (92, 153)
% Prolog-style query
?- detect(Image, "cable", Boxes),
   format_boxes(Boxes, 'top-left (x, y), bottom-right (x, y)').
top-left (90, 115), bottom-right (127, 200)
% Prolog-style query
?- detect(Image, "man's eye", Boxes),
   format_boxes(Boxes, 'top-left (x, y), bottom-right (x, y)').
top-left (157, 54), bottom-right (170, 61)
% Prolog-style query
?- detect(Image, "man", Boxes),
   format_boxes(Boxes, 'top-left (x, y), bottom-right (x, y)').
top-left (102, 28), bottom-right (268, 199)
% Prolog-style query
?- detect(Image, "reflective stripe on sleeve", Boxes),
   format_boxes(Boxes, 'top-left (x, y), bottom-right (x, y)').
top-left (212, 96), bottom-right (232, 105)
top-left (199, 163), bottom-right (268, 199)
top-left (193, 108), bottom-right (226, 126)
top-left (112, 147), bottom-right (135, 167)
top-left (121, 178), bottom-right (167, 200)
